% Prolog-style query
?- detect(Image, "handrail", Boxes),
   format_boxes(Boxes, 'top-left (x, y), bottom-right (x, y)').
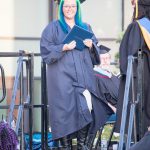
top-left (8, 55), bottom-right (24, 126)
top-left (0, 64), bottom-right (6, 103)
top-left (118, 56), bottom-right (135, 150)
top-left (41, 60), bottom-right (48, 149)
top-left (0, 51), bottom-right (44, 150)
top-left (118, 50), bottom-right (144, 150)
top-left (0, 52), bottom-right (40, 57)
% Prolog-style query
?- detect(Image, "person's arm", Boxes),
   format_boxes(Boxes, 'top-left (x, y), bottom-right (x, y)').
top-left (105, 93), bottom-right (117, 106)
top-left (108, 102), bottom-right (116, 113)
top-left (40, 29), bottom-right (64, 64)
top-left (40, 23), bottom-right (75, 64)
top-left (84, 25), bottom-right (100, 65)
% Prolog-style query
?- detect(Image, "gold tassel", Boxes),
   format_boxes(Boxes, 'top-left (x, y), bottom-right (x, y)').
top-left (135, 0), bottom-right (138, 19)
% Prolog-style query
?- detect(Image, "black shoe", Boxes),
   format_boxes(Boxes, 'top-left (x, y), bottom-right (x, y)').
top-left (77, 125), bottom-right (90, 150)
top-left (60, 136), bottom-right (72, 150)
top-left (85, 133), bottom-right (96, 150)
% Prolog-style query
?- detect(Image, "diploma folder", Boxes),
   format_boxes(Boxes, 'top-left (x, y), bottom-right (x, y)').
top-left (63, 25), bottom-right (94, 50)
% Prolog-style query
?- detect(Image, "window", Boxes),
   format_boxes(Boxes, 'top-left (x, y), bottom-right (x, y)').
top-left (81, 0), bottom-right (122, 39)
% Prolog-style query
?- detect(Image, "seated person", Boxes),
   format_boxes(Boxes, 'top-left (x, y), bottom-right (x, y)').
top-left (94, 45), bottom-right (120, 114)
top-left (85, 45), bottom-right (120, 149)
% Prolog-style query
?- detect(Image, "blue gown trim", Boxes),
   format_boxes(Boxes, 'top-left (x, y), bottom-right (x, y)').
top-left (138, 17), bottom-right (150, 33)
top-left (93, 67), bottom-right (112, 78)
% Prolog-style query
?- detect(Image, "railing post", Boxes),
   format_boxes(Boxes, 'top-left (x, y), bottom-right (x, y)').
top-left (118, 56), bottom-right (134, 150)
top-left (0, 64), bottom-right (6, 103)
top-left (28, 52), bottom-right (34, 150)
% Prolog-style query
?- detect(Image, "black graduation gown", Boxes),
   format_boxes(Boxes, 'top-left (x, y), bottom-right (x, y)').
top-left (94, 71), bottom-right (119, 108)
top-left (115, 20), bottom-right (150, 136)
top-left (94, 70), bottom-right (119, 121)
top-left (40, 20), bottom-right (109, 140)
top-left (129, 131), bottom-right (150, 150)
top-left (86, 70), bottom-right (119, 135)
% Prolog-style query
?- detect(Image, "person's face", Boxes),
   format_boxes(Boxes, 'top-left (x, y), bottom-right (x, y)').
top-left (131, 0), bottom-right (136, 7)
top-left (100, 53), bottom-right (111, 70)
top-left (63, 0), bottom-right (77, 20)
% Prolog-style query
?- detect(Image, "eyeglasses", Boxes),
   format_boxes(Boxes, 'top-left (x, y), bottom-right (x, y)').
top-left (63, 5), bottom-right (77, 9)
top-left (100, 57), bottom-right (111, 61)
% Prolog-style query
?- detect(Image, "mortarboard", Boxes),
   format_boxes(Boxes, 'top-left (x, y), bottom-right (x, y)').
top-left (55, 0), bottom-right (86, 5)
top-left (63, 25), bottom-right (93, 50)
top-left (99, 45), bottom-right (111, 54)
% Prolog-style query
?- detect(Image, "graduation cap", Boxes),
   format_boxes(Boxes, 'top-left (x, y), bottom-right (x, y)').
top-left (80, 0), bottom-right (86, 3)
top-left (55, 0), bottom-right (86, 5)
top-left (99, 45), bottom-right (111, 54)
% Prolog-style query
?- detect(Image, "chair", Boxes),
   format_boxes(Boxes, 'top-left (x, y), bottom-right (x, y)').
top-left (94, 113), bottom-right (116, 150)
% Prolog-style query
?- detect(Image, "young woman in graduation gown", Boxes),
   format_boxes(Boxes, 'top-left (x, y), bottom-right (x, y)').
top-left (40, 0), bottom-right (110, 149)
top-left (115, 0), bottom-right (150, 139)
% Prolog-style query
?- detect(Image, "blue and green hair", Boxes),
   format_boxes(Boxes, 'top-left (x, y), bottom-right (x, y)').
top-left (58, 0), bottom-right (87, 33)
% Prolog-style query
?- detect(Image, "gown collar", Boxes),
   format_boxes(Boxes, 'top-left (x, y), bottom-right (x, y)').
top-left (94, 66), bottom-right (112, 78)
top-left (137, 17), bottom-right (150, 50)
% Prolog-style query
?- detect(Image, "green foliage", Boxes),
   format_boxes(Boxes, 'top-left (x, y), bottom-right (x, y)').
top-left (101, 124), bottom-right (119, 141)
top-left (115, 52), bottom-right (119, 61)
top-left (116, 31), bottom-right (125, 43)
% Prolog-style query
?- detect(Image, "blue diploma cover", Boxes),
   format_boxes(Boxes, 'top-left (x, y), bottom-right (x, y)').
top-left (63, 25), bottom-right (94, 50)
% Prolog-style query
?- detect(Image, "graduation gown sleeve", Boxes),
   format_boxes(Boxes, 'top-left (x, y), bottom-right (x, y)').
top-left (87, 25), bottom-right (100, 65)
top-left (119, 21), bottom-right (144, 75)
top-left (40, 22), bottom-right (65, 64)
top-left (96, 74), bottom-right (119, 108)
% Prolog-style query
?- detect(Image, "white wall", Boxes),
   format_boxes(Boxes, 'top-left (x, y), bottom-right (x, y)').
top-left (81, 0), bottom-right (122, 67)
top-left (124, 0), bottom-right (134, 29)
top-left (0, 0), bottom-right (49, 37)
top-left (80, 0), bottom-right (135, 74)
top-left (81, 0), bottom-right (122, 38)
top-left (0, 0), bottom-right (49, 76)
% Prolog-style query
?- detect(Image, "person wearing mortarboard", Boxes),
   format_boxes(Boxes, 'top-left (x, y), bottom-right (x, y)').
top-left (94, 45), bottom-right (119, 114)
top-left (115, 0), bottom-right (150, 142)
top-left (95, 45), bottom-right (112, 75)
top-left (84, 45), bottom-right (120, 149)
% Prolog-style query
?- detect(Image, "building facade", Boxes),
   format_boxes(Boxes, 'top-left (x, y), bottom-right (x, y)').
top-left (0, 0), bottom-right (134, 131)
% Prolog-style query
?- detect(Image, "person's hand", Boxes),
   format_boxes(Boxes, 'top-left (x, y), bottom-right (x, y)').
top-left (63, 40), bottom-right (76, 51)
top-left (83, 39), bottom-right (93, 49)
top-left (108, 102), bottom-right (116, 113)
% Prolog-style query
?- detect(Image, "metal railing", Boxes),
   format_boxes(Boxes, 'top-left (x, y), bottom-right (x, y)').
top-left (0, 64), bottom-right (6, 103)
top-left (118, 49), bottom-right (144, 150)
top-left (0, 51), bottom-right (48, 150)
